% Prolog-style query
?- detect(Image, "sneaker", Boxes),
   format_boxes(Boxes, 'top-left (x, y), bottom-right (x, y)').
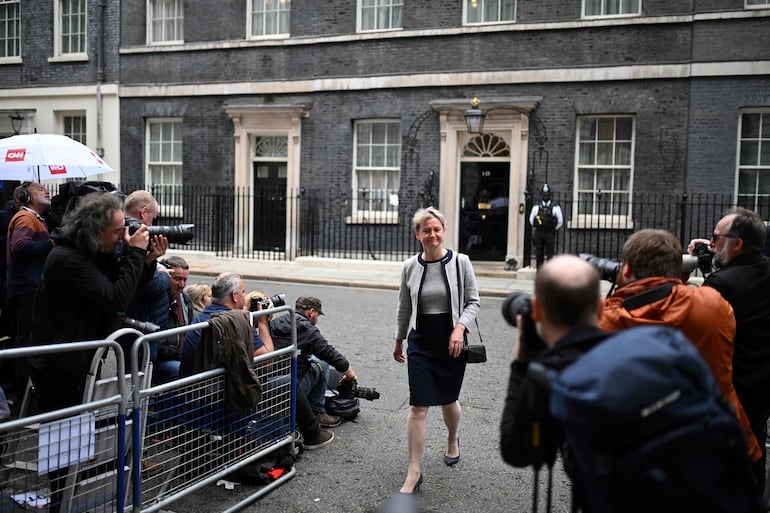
top-left (304, 429), bottom-right (334, 450)
top-left (316, 412), bottom-right (342, 428)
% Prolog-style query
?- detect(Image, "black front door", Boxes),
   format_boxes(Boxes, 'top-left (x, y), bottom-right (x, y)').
top-left (253, 162), bottom-right (287, 251)
top-left (459, 162), bottom-right (510, 261)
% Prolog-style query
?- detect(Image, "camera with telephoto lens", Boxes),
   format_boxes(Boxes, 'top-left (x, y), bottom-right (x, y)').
top-left (125, 217), bottom-right (195, 246)
top-left (579, 253), bottom-right (621, 283)
top-left (120, 315), bottom-right (160, 334)
top-left (501, 292), bottom-right (548, 361)
top-left (249, 293), bottom-right (286, 312)
top-left (337, 379), bottom-right (381, 401)
top-left (681, 242), bottom-right (714, 275)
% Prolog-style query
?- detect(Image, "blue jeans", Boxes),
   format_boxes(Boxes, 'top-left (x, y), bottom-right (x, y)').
top-left (298, 356), bottom-right (330, 415)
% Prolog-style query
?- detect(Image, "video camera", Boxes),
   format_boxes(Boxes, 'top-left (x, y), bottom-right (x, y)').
top-left (501, 292), bottom-right (548, 360)
top-left (125, 217), bottom-right (195, 246)
top-left (337, 379), bottom-right (381, 401)
top-left (248, 293), bottom-right (286, 312)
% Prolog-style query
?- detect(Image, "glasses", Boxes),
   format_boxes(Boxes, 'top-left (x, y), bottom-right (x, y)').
top-left (711, 233), bottom-right (736, 242)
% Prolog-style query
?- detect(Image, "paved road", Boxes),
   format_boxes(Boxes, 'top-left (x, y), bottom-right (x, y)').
top-left (165, 278), bottom-right (573, 513)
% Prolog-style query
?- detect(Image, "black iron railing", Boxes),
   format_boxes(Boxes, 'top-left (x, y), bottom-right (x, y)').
top-left (64, 183), bottom-right (737, 263)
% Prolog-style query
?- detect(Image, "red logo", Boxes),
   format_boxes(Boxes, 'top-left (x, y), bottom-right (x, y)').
top-left (5, 148), bottom-right (26, 162)
top-left (48, 165), bottom-right (67, 175)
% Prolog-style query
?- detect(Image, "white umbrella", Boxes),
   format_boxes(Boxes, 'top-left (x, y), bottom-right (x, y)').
top-left (0, 133), bottom-right (114, 182)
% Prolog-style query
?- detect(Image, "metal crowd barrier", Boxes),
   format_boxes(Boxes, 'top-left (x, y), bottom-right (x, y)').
top-left (0, 305), bottom-right (298, 513)
top-left (0, 340), bottom-right (131, 513)
top-left (128, 304), bottom-right (297, 513)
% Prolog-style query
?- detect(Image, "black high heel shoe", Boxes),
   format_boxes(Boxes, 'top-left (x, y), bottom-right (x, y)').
top-left (444, 440), bottom-right (460, 466)
top-left (401, 473), bottom-right (423, 494)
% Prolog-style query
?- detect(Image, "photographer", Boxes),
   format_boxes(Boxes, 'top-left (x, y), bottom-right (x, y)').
top-left (179, 272), bottom-right (273, 378)
top-left (500, 255), bottom-right (604, 473)
top-left (270, 296), bottom-right (357, 429)
top-left (600, 229), bottom-right (761, 463)
top-left (119, 190), bottom-right (169, 371)
top-left (689, 208), bottom-right (770, 480)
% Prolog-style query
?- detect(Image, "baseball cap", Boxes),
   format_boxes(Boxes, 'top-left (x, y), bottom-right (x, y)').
top-left (296, 296), bottom-right (325, 315)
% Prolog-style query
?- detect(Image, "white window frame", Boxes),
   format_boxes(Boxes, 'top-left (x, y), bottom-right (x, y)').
top-left (357, 0), bottom-right (403, 33)
top-left (52, 0), bottom-right (88, 61)
top-left (736, 110), bottom-right (770, 221)
top-left (746, 0), bottom-right (770, 8)
top-left (463, 0), bottom-right (516, 26)
top-left (146, 118), bottom-right (184, 217)
top-left (572, 115), bottom-right (635, 229)
top-left (146, 0), bottom-right (184, 45)
top-left (61, 111), bottom-right (87, 144)
top-left (350, 119), bottom-right (401, 224)
top-left (247, 0), bottom-right (290, 39)
top-left (582, 0), bottom-right (640, 19)
top-left (0, 0), bottom-right (20, 62)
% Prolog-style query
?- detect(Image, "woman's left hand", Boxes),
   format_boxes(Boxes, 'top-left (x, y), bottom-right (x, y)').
top-left (448, 326), bottom-right (465, 358)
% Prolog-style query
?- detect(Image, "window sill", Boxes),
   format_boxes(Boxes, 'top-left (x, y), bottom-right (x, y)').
top-left (345, 213), bottom-right (399, 225)
top-left (567, 216), bottom-right (633, 230)
top-left (0, 56), bottom-right (22, 65)
top-left (48, 54), bottom-right (89, 63)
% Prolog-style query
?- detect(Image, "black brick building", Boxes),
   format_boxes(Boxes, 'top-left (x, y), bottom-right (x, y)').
top-left (3, 1), bottom-right (770, 263)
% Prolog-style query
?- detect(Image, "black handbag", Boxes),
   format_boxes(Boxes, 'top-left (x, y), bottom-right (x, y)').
top-left (463, 319), bottom-right (487, 364)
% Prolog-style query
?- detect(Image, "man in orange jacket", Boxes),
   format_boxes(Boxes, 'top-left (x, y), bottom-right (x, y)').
top-left (599, 229), bottom-right (761, 463)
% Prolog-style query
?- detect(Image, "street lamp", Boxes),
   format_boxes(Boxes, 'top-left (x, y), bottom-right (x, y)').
top-left (464, 97), bottom-right (484, 134)
top-left (9, 112), bottom-right (23, 135)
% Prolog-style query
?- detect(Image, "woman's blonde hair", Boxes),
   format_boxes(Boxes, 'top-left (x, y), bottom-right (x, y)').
top-left (185, 283), bottom-right (212, 312)
top-left (412, 206), bottom-right (446, 232)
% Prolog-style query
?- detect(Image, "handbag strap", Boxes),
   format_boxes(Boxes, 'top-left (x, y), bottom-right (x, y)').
top-left (456, 254), bottom-right (483, 345)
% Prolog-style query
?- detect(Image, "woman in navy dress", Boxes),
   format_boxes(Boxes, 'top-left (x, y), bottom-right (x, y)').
top-left (393, 207), bottom-right (480, 493)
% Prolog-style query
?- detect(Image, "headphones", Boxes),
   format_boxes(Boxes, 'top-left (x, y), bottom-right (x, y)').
top-left (17, 182), bottom-right (32, 205)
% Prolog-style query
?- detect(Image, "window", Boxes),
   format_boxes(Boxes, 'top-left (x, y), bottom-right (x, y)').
top-left (55, 0), bottom-right (87, 56)
top-left (63, 113), bottom-right (86, 144)
top-left (746, 0), bottom-right (770, 7)
top-left (575, 116), bottom-right (634, 224)
top-left (248, 0), bottom-right (290, 38)
top-left (465, 0), bottom-right (516, 25)
top-left (0, 0), bottom-right (20, 59)
top-left (583, 0), bottom-right (640, 17)
top-left (359, 0), bottom-right (402, 32)
top-left (352, 120), bottom-right (401, 221)
top-left (737, 112), bottom-right (770, 220)
top-left (147, 120), bottom-right (183, 215)
top-left (147, 0), bottom-right (183, 44)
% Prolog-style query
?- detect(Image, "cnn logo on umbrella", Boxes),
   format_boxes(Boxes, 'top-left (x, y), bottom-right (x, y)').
top-left (4, 148), bottom-right (26, 162)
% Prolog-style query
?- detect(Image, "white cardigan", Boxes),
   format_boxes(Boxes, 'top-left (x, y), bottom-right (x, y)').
top-left (395, 250), bottom-right (481, 340)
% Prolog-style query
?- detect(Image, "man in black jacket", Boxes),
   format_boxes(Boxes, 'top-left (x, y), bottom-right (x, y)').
top-left (29, 193), bottom-right (150, 411)
top-left (500, 255), bottom-right (604, 471)
top-left (689, 207), bottom-right (770, 480)
top-left (270, 296), bottom-right (358, 428)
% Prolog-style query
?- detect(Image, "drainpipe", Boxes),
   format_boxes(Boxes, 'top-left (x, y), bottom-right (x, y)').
top-left (95, 0), bottom-right (106, 158)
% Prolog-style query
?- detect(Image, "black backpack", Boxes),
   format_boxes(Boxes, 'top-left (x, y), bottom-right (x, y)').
top-left (325, 391), bottom-right (360, 420)
top-left (50, 180), bottom-right (123, 218)
top-left (549, 325), bottom-right (762, 513)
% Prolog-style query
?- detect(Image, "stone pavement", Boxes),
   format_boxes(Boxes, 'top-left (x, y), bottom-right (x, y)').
top-left (172, 250), bottom-right (538, 298)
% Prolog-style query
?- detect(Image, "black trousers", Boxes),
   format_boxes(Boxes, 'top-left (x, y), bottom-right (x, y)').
top-left (533, 229), bottom-right (556, 269)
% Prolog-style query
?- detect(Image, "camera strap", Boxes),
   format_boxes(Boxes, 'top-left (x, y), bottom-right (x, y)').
top-left (622, 282), bottom-right (675, 311)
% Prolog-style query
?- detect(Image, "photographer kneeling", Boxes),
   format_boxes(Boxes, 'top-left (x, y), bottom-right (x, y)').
top-left (270, 296), bottom-right (358, 429)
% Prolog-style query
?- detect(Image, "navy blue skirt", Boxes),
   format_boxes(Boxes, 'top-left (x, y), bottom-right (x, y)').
top-left (407, 312), bottom-right (467, 406)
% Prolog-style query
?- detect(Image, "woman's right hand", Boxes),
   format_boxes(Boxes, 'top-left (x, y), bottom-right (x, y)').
top-left (393, 339), bottom-right (405, 363)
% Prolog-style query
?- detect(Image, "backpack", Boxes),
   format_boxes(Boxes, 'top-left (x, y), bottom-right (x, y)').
top-left (548, 325), bottom-right (762, 513)
top-left (325, 391), bottom-right (360, 420)
top-left (50, 180), bottom-right (123, 218)
top-left (535, 203), bottom-right (557, 231)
